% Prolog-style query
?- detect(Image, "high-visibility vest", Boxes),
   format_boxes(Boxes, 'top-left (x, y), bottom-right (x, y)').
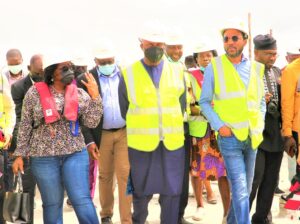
top-left (123, 60), bottom-right (185, 152)
top-left (0, 75), bottom-right (5, 129)
top-left (168, 60), bottom-right (192, 121)
top-left (212, 55), bottom-right (265, 149)
top-left (188, 72), bottom-right (208, 137)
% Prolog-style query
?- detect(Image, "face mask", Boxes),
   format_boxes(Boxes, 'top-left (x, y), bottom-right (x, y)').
top-left (74, 66), bottom-right (87, 78)
top-left (61, 68), bottom-right (75, 85)
top-left (200, 66), bottom-right (206, 72)
top-left (30, 72), bottom-right (44, 82)
top-left (98, 64), bottom-right (116, 76)
top-left (8, 64), bottom-right (23, 75)
top-left (144, 46), bottom-right (164, 63)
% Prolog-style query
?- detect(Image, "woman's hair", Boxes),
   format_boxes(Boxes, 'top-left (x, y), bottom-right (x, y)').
top-left (44, 64), bottom-right (58, 85)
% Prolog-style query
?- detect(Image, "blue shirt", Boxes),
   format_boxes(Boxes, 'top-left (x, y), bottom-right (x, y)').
top-left (141, 59), bottom-right (164, 88)
top-left (199, 55), bottom-right (266, 131)
top-left (98, 66), bottom-right (126, 129)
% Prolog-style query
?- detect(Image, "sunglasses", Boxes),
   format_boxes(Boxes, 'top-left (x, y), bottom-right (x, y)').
top-left (223, 35), bottom-right (240, 43)
top-left (60, 65), bottom-right (73, 73)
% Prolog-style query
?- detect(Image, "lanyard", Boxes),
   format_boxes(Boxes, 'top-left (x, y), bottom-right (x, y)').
top-left (69, 120), bottom-right (79, 136)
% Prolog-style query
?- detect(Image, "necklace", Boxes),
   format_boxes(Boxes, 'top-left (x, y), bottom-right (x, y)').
top-left (51, 85), bottom-right (65, 94)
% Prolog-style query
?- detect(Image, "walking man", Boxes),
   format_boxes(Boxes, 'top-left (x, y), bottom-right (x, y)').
top-left (200, 20), bottom-right (265, 224)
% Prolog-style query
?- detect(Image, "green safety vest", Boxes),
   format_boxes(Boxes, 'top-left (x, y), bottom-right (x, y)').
top-left (212, 55), bottom-right (265, 149)
top-left (123, 60), bottom-right (185, 152)
top-left (0, 76), bottom-right (5, 129)
top-left (188, 73), bottom-right (208, 137)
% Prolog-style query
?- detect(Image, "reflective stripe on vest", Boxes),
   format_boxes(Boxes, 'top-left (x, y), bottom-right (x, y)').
top-left (213, 55), bottom-right (264, 149)
top-left (123, 60), bottom-right (185, 152)
top-left (188, 73), bottom-right (208, 137)
top-left (0, 76), bottom-right (4, 126)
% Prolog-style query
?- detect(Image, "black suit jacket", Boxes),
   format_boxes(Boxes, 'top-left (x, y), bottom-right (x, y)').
top-left (77, 68), bottom-right (103, 147)
top-left (10, 76), bottom-right (33, 152)
top-left (259, 66), bottom-right (284, 152)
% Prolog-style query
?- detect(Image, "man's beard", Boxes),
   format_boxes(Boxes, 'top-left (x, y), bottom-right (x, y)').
top-left (225, 47), bottom-right (243, 58)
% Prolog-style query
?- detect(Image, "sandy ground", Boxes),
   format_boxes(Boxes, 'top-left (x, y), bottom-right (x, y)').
top-left (30, 154), bottom-right (300, 224)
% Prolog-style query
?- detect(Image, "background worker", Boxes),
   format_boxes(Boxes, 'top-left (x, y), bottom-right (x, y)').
top-left (165, 30), bottom-right (192, 224)
top-left (281, 55), bottom-right (300, 184)
top-left (249, 34), bottom-right (284, 224)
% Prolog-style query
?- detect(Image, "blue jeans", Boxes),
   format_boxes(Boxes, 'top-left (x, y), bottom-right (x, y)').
top-left (30, 149), bottom-right (99, 224)
top-left (217, 135), bottom-right (257, 224)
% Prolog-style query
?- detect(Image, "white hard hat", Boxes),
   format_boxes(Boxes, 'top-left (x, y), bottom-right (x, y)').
top-left (220, 19), bottom-right (248, 36)
top-left (165, 27), bottom-right (184, 45)
top-left (139, 21), bottom-right (166, 43)
top-left (72, 57), bottom-right (90, 66)
top-left (70, 48), bottom-right (91, 66)
top-left (193, 36), bottom-right (216, 53)
top-left (93, 40), bottom-right (115, 59)
top-left (193, 42), bottom-right (215, 54)
top-left (286, 47), bottom-right (300, 55)
top-left (43, 49), bottom-right (72, 69)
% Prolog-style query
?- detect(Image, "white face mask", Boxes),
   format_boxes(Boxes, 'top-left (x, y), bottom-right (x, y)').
top-left (8, 64), bottom-right (23, 75)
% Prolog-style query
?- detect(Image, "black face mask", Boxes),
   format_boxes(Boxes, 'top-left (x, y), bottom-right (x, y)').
top-left (30, 73), bottom-right (44, 82)
top-left (73, 66), bottom-right (87, 78)
top-left (61, 68), bottom-right (75, 85)
top-left (144, 46), bottom-right (164, 63)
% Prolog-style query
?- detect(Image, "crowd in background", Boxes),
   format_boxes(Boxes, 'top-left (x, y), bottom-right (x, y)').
top-left (0, 19), bottom-right (299, 224)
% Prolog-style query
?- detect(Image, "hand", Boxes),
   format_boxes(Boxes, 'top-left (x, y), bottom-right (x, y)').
top-left (265, 93), bottom-right (273, 104)
top-left (3, 133), bottom-right (12, 150)
top-left (12, 156), bottom-right (24, 175)
top-left (283, 136), bottom-right (297, 158)
top-left (218, 125), bottom-right (232, 137)
top-left (190, 105), bottom-right (200, 116)
top-left (87, 143), bottom-right (99, 160)
top-left (81, 73), bottom-right (99, 100)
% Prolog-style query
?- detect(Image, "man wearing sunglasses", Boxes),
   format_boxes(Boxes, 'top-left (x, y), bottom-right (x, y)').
top-left (249, 34), bottom-right (284, 224)
top-left (200, 20), bottom-right (265, 224)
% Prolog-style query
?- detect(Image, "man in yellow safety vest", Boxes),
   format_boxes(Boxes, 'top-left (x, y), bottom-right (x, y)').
top-left (199, 19), bottom-right (265, 224)
top-left (119, 21), bottom-right (186, 223)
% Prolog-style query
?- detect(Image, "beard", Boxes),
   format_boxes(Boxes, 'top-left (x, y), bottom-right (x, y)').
top-left (225, 46), bottom-right (244, 58)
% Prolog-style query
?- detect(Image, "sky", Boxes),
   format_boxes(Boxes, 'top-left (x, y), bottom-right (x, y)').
top-left (0, 0), bottom-right (299, 68)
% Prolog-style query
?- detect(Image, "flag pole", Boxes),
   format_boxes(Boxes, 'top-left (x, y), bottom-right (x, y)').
top-left (248, 12), bottom-right (252, 60)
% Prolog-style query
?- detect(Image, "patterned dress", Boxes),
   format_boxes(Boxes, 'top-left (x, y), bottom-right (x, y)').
top-left (190, 125), bottom-right (226, 180)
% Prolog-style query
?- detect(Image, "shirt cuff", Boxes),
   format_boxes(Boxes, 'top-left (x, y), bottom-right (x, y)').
top-left (213, 120), bottom-right (225, 132)
top-left (86, 142), bottom-right (96, 148)
top-left (282, 128), bottom-right (293, 137)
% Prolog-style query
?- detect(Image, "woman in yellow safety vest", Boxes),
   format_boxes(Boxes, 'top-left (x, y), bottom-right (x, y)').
top-left (188, 43), bottom-right (230, 222)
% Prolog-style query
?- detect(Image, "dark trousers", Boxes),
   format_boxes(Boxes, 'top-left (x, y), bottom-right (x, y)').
top-left (178, 124), bottom-right (191, 220)
top-left (249, 148), bottom-right (283, 223)
top-left (0, 152), bottom-right (6, 224)
top-left (132, 194), bottom-right (180, 224)
top-left (293, 132), bottom-right (300, 179)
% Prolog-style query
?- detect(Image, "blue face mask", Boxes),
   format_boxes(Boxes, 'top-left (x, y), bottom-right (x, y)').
top-left (98, 64), bottom-right (116, 76)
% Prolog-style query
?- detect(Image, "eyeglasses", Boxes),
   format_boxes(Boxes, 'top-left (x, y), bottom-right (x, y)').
top-left (223, 35), bottom-right (240, 43)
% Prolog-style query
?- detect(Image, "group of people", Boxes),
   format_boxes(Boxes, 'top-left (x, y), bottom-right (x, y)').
top-left (0, 18), bottom-right (299, 224)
